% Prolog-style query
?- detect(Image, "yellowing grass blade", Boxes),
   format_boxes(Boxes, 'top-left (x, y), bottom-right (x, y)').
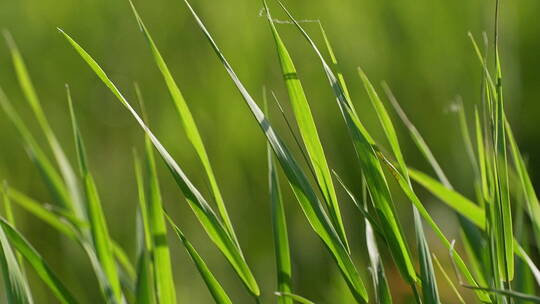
top-left (263, 4), bottom-right (349, 251)
top-left (180, 1), bottom-right (366, 301)
top-left (59, 29), bottom-right (259, 297)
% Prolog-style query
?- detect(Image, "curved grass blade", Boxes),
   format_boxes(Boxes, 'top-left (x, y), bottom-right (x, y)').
top-left (274, 1), bottom-right (415, 285)
top-left (0, 87), bottom-right (71, 211)
top-left (68, 89), bottom-right (123, 302)
top-left (268, 140), bottom-right (292, 304)
top-left (166, 215), bottom-right (233, 304)
top-left (180, 1), bottom-right (366, 301)
top-left (3, 31), bottom-right (84, 220)
top-left (263, 4), bottom-right (349, 252)
top-left (0, 216), bottom-right (33, 304)
top-left (59, 29), bottom-right (260, 297)
top-left (128, 1), bottom-right (239, 247)
top-left (0, 218), bottom-right (78, 304)
top-left (275, 292), bottom-right (315, 304)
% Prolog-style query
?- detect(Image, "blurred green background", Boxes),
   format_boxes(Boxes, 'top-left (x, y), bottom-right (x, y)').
top-left (1, 0), bottom-right (539, 302)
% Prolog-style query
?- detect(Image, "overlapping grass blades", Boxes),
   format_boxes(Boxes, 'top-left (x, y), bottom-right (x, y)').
top-left (128, 1), bottom-right (240, 248)
top-left (180, 0), bottom-right (367, 301)
top-left (166, 215), bottom-right (233, 304)
top-left (273, 0), bottom-right (416, 285)
top-left (59, 28), bottom-right (260, 297)
top-left (263, 4), bottom-right (349, 252)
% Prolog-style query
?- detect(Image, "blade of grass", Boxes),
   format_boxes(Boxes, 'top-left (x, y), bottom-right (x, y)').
top-left (129, 1), bottom-right (240, 247)
top-left (268, 133), bottom-right (292, 304)
top-left (68, 88), bottom-right (123, 302)
top-left (59, 28), bottom-right (260, 297)
top-left (0, 218), bottom-right (78, 304)
top-left (276, 1), bottom-right (416, 285)
top-left (3, 31), bottom-right (84, 220)
top-left (166, 215), bottom-right (233, 304)
top-left (275, 292), bottom-right (316, 304)
top-left (0, 216), bottom-right (33, 304)
top-left (432, 254), bottom-right (466, 304)
top-left (179, 1), bottom-right (366, 301)
top-left (263, 4), bottom-right (349, 251)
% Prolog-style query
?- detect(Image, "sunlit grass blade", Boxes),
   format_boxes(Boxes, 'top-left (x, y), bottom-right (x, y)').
top-left (68, 88), bottom-right (123, 302)
top-left (408, 169), bottom-right (485, 228)
top-left (3, 31), bottom-right (84, 220)
top-left (142, 136), bottom-right (177, 303)
top-left (0, 217), bottom-right (78, 304)
top-left (128, 1), bottom-right (239, 247)
top-left (275, 292), bottom-right (316, 304)
top-left (166, 215), bottom-right (233, 304)
top-left (0, 216), bottom-right (33, 304)
top-left (268, 140), bottom-right (292, 304)
top-left (274, 1), bottom-right (415, 285)
top-left (133, 152), bottom-right (156, 304)
top-left (0, 87), bottom-right (71, 210)
top-left (59, 28), bottom-right (260, 297)
top-left (263, 4), bottom-right (349, 251)
top-left (432, 254), bottom-right (466, 304)
top-left (180, 1), bottom-right (366, 301)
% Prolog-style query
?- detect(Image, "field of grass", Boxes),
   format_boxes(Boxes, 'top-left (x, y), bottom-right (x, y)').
top-left (0, 0), bottom-right (539, 303)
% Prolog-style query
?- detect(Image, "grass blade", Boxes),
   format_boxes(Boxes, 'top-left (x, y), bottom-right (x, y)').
top-left (59, 28), bottom-right (260, 297)
top-left (275, 1), bottom-right (416, 285)
top-left (0, 216), bottom-right (33, 304)
top-left (4, 31), bottom-right (84, 220)
top-left (275, 292), bottom-right (316, 304)
top-left (129, 1), bottom-right (239, 247)
top-left (268, 138), bottom-right (292, 304)
top-left (0, 218), bottom-right (78, 304)
top-left (432, 254), bottom-right (466, 304)
top-left (263, 4), bottom-right (349, 251)
top-left (166, 215), bottom-right (233, 304)
top-left (180, 1), bottom-right (366, 301)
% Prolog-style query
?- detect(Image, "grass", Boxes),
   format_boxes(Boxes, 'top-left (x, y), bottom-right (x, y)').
top-left (1, 0), bottom-right (539, 303)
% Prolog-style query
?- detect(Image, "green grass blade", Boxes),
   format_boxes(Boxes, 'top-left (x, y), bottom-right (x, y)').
top-left (143, 137), bottom-right (177, 303)
top-left (0, 218), bottom-right (78, 304)
top-left (59, 28), bottom-right (259, 297)
top-left (274, 1), bottom-right (415, 285)
top-left (0, 216), bottom-right (33, 304)
top-left (0, 87), bottom-right (72, 211)
top-left (263, 4), bottom-right (349, 251)
top-left (275, 292), bottom-right (316, 304)
top-left (413, 207), bottom-right (440, 304)
top-left (408, 169), bottom-right (485, 228)
top-left (364, 179), bottom-right (392, 304)
top-left (4, 31), bottom-right (84, 220)
top-left (128, 1), bottom-right (239, 247)
top-left (68, 90), bottom-right (123, 302)
top-left (166, 215), bottom-right (233, 304)
top-left (268, 140), bottom-right (292, 304)
top-left (432, 254), bottom-right (466, 304)
top-left (180, 1), bottom-right (366, 301)
top-left (2, 182), bottom-right (25, 269)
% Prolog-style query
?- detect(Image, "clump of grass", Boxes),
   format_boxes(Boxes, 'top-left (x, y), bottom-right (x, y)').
top-left (1, 0), bottom-right (539, 303)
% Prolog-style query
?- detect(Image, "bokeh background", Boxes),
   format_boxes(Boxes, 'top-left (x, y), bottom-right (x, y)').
top-left (1, 0), bottom-right (539, 302)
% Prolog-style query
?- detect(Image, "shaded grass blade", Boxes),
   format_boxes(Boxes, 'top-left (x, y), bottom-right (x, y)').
top-left (129, 1), bottom-right (239, 247)
top-left (59, 28), bottom-right (260, 297)
top-left (432, 254), bottom-right (466, 304)
top-left (263, 4), bottom-right (349, 251)
top-left (166, 215), bottom-right (233, 304)
top-left (180, 1), bottom-right (366, 301)
top-left (0, 218), bottom-right (78, 304)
